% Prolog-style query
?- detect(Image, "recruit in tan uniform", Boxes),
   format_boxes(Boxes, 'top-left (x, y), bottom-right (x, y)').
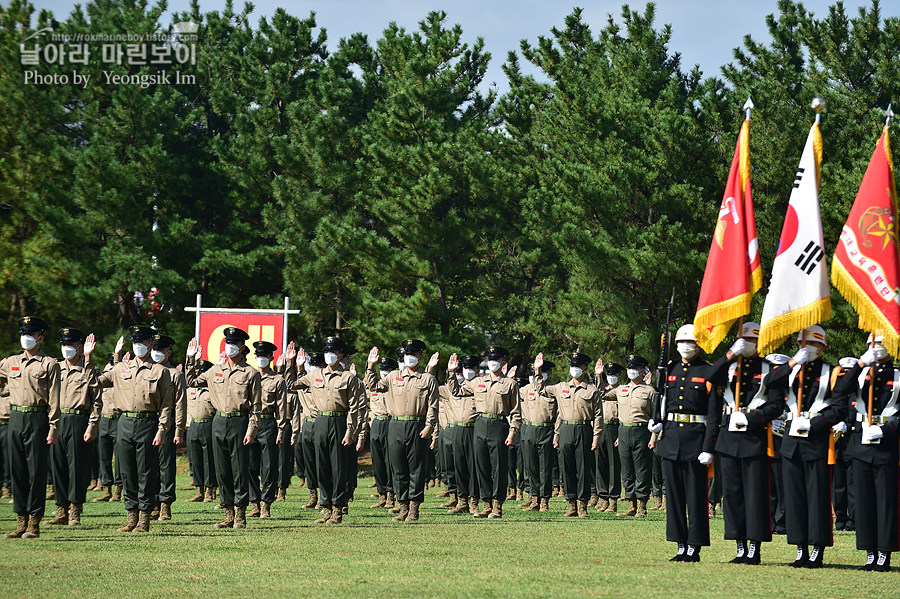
top-left (151, 334), bottom-right (186, 521)
top-left (247, 341), bottom-right (287, 519)
top-left (185, 328), bottom-right (262, 530)
top-left (97, 326), bottom-right (174, 534)
top-left (0, 316), bottom-right (61, 539)
top-left (594, 361), bottom-right (623, 513)
top-left (186, 360), bottom-right (217, 503)
top-left (518, 359), bottom-right (557, 512)
top-left (533, 351), bottom-right (602, 518)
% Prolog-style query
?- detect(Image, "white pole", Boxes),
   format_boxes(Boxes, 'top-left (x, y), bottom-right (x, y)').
top-left (194, 294), bottom-right (202, 340)
top-left (283, 296), bottom-right (290, 354)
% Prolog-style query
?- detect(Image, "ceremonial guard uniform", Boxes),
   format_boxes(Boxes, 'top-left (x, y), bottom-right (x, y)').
top-left (447, 346), bottom-right (521, 519)
top-left (1, 317), bottom-right (61, 539)
top-left (615, 355), bottom-right (657, 518)
top-left (836, 335), bottom-right (899, 571)
top-left (519, 359), bottom-right (556, 512)
top-left (365, 339), bottom-right (439, 521)
top-left (713, 323), bottom-right (784, 564)
top-left (652, 324), bottom-right (721, 562)
top-left (186, 327), bottom-right (262, 530)
top-left (535, 352), bottom-right (601, 518)
top-left (48, 328), bottom-right (101, 527)
top-left (186, 361), bottom-right (217, 502)
top-left (596, 362), bottom-right (623, 513)
top-left (98, 326), bottom-right (174, 533)
top-left (765, 325), bottom-right (847, 568)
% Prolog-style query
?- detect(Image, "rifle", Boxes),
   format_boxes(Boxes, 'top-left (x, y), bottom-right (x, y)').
top-left (654, 289), bottom-right (676, 420)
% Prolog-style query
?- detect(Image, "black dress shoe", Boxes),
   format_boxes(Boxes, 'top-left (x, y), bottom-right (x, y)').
top-left (789, 557), bottom-right (807, 568)
top-left (802, 558), bottom-right (823, 569)
top-left (858, 562), bottom-right (875, 571)
top-left (683, 553), bottom-right (700, 562)
top-left (834, 521), bottom-right (845, 531)
top-left (873, 563), bottom-right (892, 572)
top-left (728, 556), bottom-right (746, 564)
top-left (669, 553), bottom-right (685, 562)
top-left (744, 553), bottom-right (761, 565)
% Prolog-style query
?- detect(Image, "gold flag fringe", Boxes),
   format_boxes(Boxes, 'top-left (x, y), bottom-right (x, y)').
top-left (832, 258), bottom-right (900, 359)
top-left (694, 291), bottom-right (754, 353)
top-left (757, 296), bottom-right (831, 355)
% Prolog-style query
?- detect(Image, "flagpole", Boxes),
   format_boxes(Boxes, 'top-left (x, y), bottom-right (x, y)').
top-left (735, 318), bottom-right (743, 411)
top-left (743, 96), bottom-right (753, 120)
top-left (886, 103), bottom-right (894, 128)
top-left (868, 333), bottom-right (876, 426)
top-left (797, 330), bottom-right (805, 419)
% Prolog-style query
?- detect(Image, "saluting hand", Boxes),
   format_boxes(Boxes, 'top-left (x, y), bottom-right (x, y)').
top-left (296, 347), bottom-right (307, 366)
top-left (285, 341), bottom-right (297, 361)
top-left (428, 352), bottom-right (439, 369)
top-left (506, 365), bottom-right (517, 379)
top-left (187, 338), bottom-right (199, 361)
top-left (643, 369), bottom-right (652, 384)
top-left (122, 352), bottom-right (131, 362)
top-left (114, 335), bottom-right (125, 356)
top-left (533, 353), bottom-right (543, 373)
top-left (595, 357), bottom-right (604, 376)
top-left (349, 363), bottom-right (357, 375)
top-left (83, 333), bottom-right (96, 357)
top-left (367, 347), bottom-right (379, 365)
top-left (447, 353), bottom-right (459, 371)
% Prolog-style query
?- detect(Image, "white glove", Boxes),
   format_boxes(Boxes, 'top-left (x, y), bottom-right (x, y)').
top-left (863, 424), bottom-right (884, 442)
top-left (730, 339), bottom-right (746, 356)
top-left (860, 348), bottom-right (878, 366)
top-left (794, 416), bottom-right (811, 432)
top-left (647, 419), bottom-right (663, 433)
top-left (730, 411), bottom-right (749, 428)
top-left (832, 422), bottom-right (847, 434)
top-left (792, 347), bottom-right (810, 365)
top-left (698, 452), bottom-right (713, 465)
top-left (874, 344), bottom-right (889, 361)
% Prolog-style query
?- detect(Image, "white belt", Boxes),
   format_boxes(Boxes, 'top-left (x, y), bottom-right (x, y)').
top-left (856, 413), bottom-right (889, 424)
top-left (786, 411), bottom-right (819, 420)
top-left (667, 413), bottom-right (706, 423)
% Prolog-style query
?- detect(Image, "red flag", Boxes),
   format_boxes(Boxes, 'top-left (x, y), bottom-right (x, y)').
top-left (832, 127), bottom-right (900, 355)
top-left (694, 118), bottom-right (762, 352)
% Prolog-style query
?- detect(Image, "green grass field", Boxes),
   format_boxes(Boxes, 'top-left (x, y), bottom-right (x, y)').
top-left (0, 458), bottom-right (890, 599)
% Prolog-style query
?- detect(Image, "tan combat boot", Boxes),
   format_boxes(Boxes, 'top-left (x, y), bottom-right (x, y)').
top-left (276, 488), bottom-right (286, 502)
top-left (233, 506), bottom-right (247, 529)
top-left (709, 502), bottom-right (717, 517)
top-left (506, 487), bottom-right (516, 501)
top-left (91, 478), bottom-right (101, 491)
top-left (488, 500), bottom-right (503, 519)
top-left (449, 496), bottom-right (469, 514)
top-left (204, 487), bottom-right (215, 502)
top-left (111, 486), bottom-right (122, 502)
top-left (159, 502), bottom-right (172, 520)
top-left (392, 501), bottom-right (410, 521)
top-left (117, 509), bottom-right (139, 532)
top-left (315, 506), bottom-right (332, 524)
top-left (620, 498), bottom-right (637, 516)
top-left (661, 495), bottom-right (667, 511)
top-left (1, 487), bottom-right (11, 500)
top-left (303, 490), bottom-right (318, 509)
top-left (341, 505), bottom-right (348, 515)
top-left (597, 497), bottom-right (609, 512)
top-left (21, 516), bottom-right (41, 538)
top-left (539, 497), bottom-right (550, 512)
top-left (522, 496), bottom-right (539, 511)
top-left (188, 486), bottom-right (205, 502)
top-left (68, 504), bottom-right (83, 526)
top-left (474, 499), bottom-right (493, 519)
top-left (387, 493), bottom-right (401, 514)
top-left (519, 492), bottom-right (532, 507)
top-left (94, 486), bottom-right (113, 502)
top-left (604, 498), bottom-right (618, 513)
top-left (406, 501), bottom-right (421, 522)
top-left (214, 506), bottom-right (235, 529)
top-left (441, 493), bottom-right (458, 509)
top-left (48, 504), bottom-right (69, 525)
top-left (132, 510), bottom-right (151, 533)
top-left (437, 485), bottom-right (450, 498)
top-left (328, 506), bottom-right (343, 524)
top-left (636, 498), bottom-right (648, 517)
top-left (150, 503), bottom-right (161, 520)
top-left (588, 493), bottom-right (599, 508)
top-left (248, 501), bottom-right (261, 518)
top-left (298, 476), bottom-right (306, 488)
top-left (516, 488), bottom-right (523, 501)
top-left (4, 514), bottom-right (29, 538)
top-left (260, 502), bottom-right (271, 518)
top-left (652, 494), bottom-right (663, 510)
top-left (564, 499), bottom-right (578, 517)
top-left (370, 494), bottom-right (386, 509)
top-left (577, 500), bottom-right (589, 518)
top-left (45, 485), bottom-right (55, 501)
top-left (552, 486), bottom-right (561, 497)
top-left (470, 498), bottom-right (479, 514)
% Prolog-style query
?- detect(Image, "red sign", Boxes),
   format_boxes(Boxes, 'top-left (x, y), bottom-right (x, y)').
top-left (198, 312), bottom-right (283, 368)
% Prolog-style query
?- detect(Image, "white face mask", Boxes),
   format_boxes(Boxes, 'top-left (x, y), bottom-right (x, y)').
top-left (324, 352), bottom-right (339, 365)
top-left (61, 345), bottom-right (78, 360)
top-left (304, 360), bottom-right (312, 372)
top-left (741, 341), bottom-right (758, 357)
top-left (256, 356), bottom-right (271, 369)
top-left (224, 343), bottom-right (241, 358)
top-left (150, 349), bottom-right (167, 363)
top-left (456, 374), bottom-right (465, 384)
top-left (677, 342), bottom-right (698, 360)
top-left (606, 375), bottom-right (619, 386)
top-left (528, 372), bottom-right (548, 385)
top-left (627, 368), bottom-right (642, 381)
top-left (487, 360), bottom-right (502, 373)
top-left (570, 366), bottom-right (584, 379)
top-left (20, 334), bottom-right (37, 350)
top-left (462, 368), bottom-right (477, 380)
top-left (132, 342), bottom-right (149, 358)
top-left (404, 355), bottom-right (419, 368)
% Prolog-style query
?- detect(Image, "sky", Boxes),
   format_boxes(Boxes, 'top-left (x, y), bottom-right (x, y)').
top-left (32, 0), bottom-right (899, 94)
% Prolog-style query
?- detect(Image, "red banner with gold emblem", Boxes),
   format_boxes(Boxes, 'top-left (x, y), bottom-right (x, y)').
top-left (832, 127), bottom-right (900, 355)
top-left (198, 312), bottom-right (283, 368)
